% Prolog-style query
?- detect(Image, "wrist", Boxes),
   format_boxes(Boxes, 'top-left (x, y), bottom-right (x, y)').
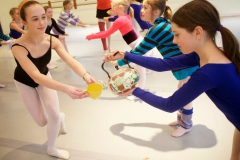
top-left (82, 71), bottom-right (90, 81)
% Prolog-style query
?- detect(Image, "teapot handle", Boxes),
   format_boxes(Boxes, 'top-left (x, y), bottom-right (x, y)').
top-left (101, 51), bottom-right (133, 78)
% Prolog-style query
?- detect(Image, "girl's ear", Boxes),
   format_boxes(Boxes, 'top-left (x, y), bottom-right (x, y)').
top-left (22, 20), bottom-right (27, 26)
top-left (194, 26), bottom-right (204, 40)
top-left (154, 9), bottom-right (160, 16)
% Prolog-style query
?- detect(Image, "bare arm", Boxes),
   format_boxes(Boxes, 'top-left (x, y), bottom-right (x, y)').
top-left (10, 22), bottom-right (26, 34)
top-left (12, 38), bottom-right (92, 99)
top-left (12, 44), bottom-right (69, 92)
top-left (52, 37), bottom-right (96, 84)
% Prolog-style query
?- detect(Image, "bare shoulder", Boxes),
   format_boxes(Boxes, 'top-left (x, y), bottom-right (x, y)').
top-left (48, 35), bottom-right (61, 49)
top-left (11, 39), bottom-right (29, 57)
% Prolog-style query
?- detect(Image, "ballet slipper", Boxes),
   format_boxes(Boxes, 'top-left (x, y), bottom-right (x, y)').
top-left (171, 126), bottom-right (191, 137)
top-left (47, 149), bottom-right (70, 160)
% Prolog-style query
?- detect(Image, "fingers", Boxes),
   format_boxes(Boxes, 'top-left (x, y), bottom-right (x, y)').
top-left (71, 89), bottom-right (89, 99)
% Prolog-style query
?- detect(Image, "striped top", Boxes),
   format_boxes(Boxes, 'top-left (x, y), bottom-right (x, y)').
top-left (0, 32), bottom-right (10, 47)
top-left (118, 17), bottom-right (199, 80)
top-left (0, 32), bottom-right (10, 41)
top-left (56, 10), bottom-right (80, 31)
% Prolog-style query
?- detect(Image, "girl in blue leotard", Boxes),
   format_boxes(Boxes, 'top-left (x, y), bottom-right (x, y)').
top-left (104, 0), bottom-right (240, 159)
top-left (9, 7), bottom-right (26, 39)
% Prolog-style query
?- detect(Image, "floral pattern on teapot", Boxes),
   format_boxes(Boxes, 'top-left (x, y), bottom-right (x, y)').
top-left (108, 66), bottom-right (140, 94)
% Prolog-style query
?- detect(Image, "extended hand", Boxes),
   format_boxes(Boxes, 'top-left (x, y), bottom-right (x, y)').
top-left (103, 51), bottom-right (125, 62)
top-left (84, 74), bottom-right (96, 85)
top-left (66, 86), bottom-right (89, 99)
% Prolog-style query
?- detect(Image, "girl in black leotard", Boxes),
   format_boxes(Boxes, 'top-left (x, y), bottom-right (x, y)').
top-left (11, 1), bottom-right (96, 159)
top-left (44, 6), bottom-right (69, 69)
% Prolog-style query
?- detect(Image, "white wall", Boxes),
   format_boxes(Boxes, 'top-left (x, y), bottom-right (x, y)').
top-left (0, 0), bottom-right (240, 34)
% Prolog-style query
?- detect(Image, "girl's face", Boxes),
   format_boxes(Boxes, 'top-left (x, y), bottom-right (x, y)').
top-left (12, 9), bottom-right (21, 21)
top-left (45, 8), bottom-right (53, 18)
top-left (64, 1), bottom-right (73, 10)
top-left (172, 22), bottom-right (196, 54)
top-left (111, 3), bottom-right (120, 15)
top-left (23, 4), bottom-right (47, 34)
top-left (141, 0), bottom-right (153, 22)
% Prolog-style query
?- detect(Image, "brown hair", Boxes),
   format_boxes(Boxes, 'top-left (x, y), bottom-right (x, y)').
top-left (172, 0), bottom-right (240, 75)
top-left (145, 0), bottom-right (172, 20)
top-left (19, 0), bottom-right (40, 21)
top-left (43, 6), bottom-right (51, 12)
top-left (9, 7), bottom-right (18, 20)
top-left (63, 0), bottom-right (72, 9)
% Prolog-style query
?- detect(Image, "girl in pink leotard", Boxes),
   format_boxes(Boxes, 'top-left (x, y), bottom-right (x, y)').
top-left (86, 0), bottom-right (153, 100)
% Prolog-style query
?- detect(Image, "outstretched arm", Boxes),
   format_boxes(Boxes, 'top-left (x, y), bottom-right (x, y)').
top-left (86, 18), bottom-right (123, 40)
top-left (51, 18), bottom-right (65, 35)
top-left (131, 71), bottom-right (212, 112)
top-left (104, 51), bottom-right (199, 72)
top-left (0, 32), bottom-right (10, 41)
top-left (52, 36), bottom-right (96, 84)
top-left (117, 22), bottom-right (174, 66)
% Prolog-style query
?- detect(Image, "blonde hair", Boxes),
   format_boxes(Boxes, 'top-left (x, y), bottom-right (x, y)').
top-left (112, 0), bottom-right (134, 18)
top-left (9, 7), bottom-right (18, 20)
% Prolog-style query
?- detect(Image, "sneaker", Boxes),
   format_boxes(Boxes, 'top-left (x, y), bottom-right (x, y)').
top-left (171, 126), bottom-right (191, 137)
top-left (0, 84), bottom-right (5, 88)
top-left (47, 63), bottom-right (57, 70)
top-left (127, 95), bottom-right (139, 101)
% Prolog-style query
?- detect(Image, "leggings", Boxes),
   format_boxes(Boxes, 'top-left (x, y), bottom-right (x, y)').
top-left (14, 72), bottom-right (61, 151)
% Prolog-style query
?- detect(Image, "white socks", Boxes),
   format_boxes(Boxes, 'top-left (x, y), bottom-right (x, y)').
top-left (60, 112), bottom-right (67, 134)
top-left (48, 148), bottom-right (70, 160)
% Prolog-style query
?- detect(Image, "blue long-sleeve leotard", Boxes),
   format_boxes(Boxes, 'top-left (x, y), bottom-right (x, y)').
top-left (123, 52), bottom-right (240, 130)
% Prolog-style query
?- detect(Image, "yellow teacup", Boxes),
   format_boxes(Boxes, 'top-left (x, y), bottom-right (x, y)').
top-left (85, 83), bottom-right (103, 100)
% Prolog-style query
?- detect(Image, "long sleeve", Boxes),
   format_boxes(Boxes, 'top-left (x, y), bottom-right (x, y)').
top-left (58, 11), bottom-right (80, 29)
top-left (117, 18), bottom-right (179, 66)
top-left (86, 15), bottom-right (134, 40)
top-left (0, 32), bottom-right (10, 41)
top-left (51, 18), bottom-right (65, 35)
top-left (86, 18), bottom-right (123, 40)
top-left (108, 15), bottom-right (118, 22)
top-left (124, 51), bottom-right (200, 72)
top-left (132, 71), bottom-right (213, 112)
top-left (45, 26), bottom-right (59, 38)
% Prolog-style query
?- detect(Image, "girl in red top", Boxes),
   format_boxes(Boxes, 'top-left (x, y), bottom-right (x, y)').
top-left (96, 0), bottom-right (112, 53)
top-left (87, 0), bottom-right (153, 100)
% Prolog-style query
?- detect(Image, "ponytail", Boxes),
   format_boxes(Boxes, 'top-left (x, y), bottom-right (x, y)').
top-left (163, 5), bottom-right (172, 21)
top-left (172, 0), bottom-right (240, 75)
top-left (129, 6), bottom-right (134, 18)
top-left (219, 27), bottom-right (240, 75)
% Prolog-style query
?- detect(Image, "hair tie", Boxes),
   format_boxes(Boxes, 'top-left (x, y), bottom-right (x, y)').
top-left (18, 0), bottom-right (35, 13)
top-left (217, 25), bottom-right (223, 31)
